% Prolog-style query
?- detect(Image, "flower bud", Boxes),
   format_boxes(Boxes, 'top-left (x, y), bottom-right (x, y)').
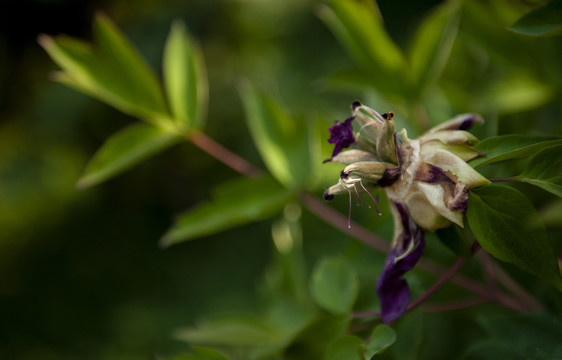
top-left (426, 113), bottom-right (483, 133)
top-left (329, 149), bottom-right (378, 165)
top-left (353, 104), bottom-right (383, 141)
top-left (344, 161), bottom-right (396, 183)
top-left (376, 117), bottom-right (398, 164)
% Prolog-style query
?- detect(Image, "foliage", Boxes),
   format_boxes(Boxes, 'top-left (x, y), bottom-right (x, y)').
top-left (3, 0), bottom-right (562, 359)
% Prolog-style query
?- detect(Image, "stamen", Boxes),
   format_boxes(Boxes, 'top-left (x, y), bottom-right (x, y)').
top-left (353, 183), bottom-right (371, 208)
top-left (359, 181), bottom-right (382, 216)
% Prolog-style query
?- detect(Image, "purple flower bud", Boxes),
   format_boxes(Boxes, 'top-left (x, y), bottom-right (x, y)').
top-left (328, 116), bottom-right (355, 157)
top-left (376, 202), bottom-right (425, 324)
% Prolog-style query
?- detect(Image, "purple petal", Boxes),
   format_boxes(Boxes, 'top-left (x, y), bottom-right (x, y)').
top-left (328, 116), bottom-right (355, 157)
top-left (458, 115), bottom-right (477, 130)
top-left (427, 114), bottom-right (483, 134)
top-left (376, 202), bottom-right (425, 324)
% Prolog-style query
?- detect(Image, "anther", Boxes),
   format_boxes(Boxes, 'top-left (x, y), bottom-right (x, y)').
top-left (382, 112), bottom-right (395, 120)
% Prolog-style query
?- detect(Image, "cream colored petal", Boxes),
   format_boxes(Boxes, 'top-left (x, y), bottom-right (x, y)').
top-left (403, 188), bottom-right (451, 231)
top-left (376, 118), bottom-right (398, 164)
top-left (353, 105), bottom-right (382, 141)
top-left (425, 113), bottom-right (483, 134)
top-left (423, 149), bottom-right (491, 188)
top-left (325, 181), bottom-right (349, 196)
top-left (344, 161), bottom-right (396, 182)
top-left (416, 182), bottom-right (464, 227)
top-left (388, 201), bottom-right (405, 246)
top-left (420, 140), bottom-right (482, 162)
top-left (330, 149), bottom-right (378, 165)
top-left (420, 130), bottom-right (479, 146)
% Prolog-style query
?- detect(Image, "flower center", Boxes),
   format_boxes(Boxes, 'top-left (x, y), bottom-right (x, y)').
top-left (385, 139), bottom-right (420, 201)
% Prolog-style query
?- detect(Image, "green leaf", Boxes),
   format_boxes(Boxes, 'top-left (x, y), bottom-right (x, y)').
top-left (285, 315), bottom-right (350, 360)
top-left (239, 81), bottom-right (312, 189)
top-left (467, 185), bottom-right (562, 290)
top-left (469, 135), bottom-right (562, 168)
top-left (435, 219), bottom-right (475, 258)
top-left (389, 310), bottom-right (422, 360)
top-left (163, 21), bottom-right (208, 131)
top-left (173, 347), bottom-right (230, 360)
top-left (325, 335), bottom-right (365, 360)
top-left (317, 0), bottom-right (407, 94)
top-left (508, 0), bottom-right (562, 37)
top-left (39, 14), bottom-right (171, 124)
top-left (537, 200), bottom-right (562, 227)
top-left (76, 122), bottom-right (181, 189)
top-left (408, 0), bottom-right (460, 93)
top-left (174, 316), bottom-right (282, 346)
top-left (463, 313), bottom-right (562, 359)
top-left (517, 144), bottom-right (562, 197)
top-left (485, 72), bottom-right (555, 114)
top-left (310, 257), bottom-right (358, 314)
top-left (160, 176), bottom-right (293, 247)
top-left (365, 324), bottom-right (396, 358)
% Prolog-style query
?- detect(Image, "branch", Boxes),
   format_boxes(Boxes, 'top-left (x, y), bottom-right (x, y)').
top-left (186, 130), bottom-right (262, 178)
top-left (187, 132), bottom-right (530, 314)
top-left (300, 193), bottom-right (390, 253)
top-left (478, 251), bottom-right (545, 311)
top-left (406, 257), bottom-right (467, 314)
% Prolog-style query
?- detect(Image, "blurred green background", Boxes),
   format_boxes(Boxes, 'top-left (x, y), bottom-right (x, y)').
top-left (1, 0), bottom-right (561, 359)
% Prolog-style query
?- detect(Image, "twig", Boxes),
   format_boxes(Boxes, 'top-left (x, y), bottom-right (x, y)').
top-left (186, 130), bottom-right (262, 178)
top-left (406, 257), bottom-right (467, 314)
top-left (300, 193), bottom-right (390, 253)
top-left (188, 133), bottom-right (529, 314)
top-left (421, 297), bottom-right (491, 313)
top-left (478, 251), bottom-right (544, 311)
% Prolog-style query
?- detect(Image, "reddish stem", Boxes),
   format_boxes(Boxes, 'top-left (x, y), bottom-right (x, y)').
top-left (187, 132), bottom-right (532, 315)
top-left (406, 257), bottom-right (467, 314)
top-left (187, 130), bottom-right (262, 178)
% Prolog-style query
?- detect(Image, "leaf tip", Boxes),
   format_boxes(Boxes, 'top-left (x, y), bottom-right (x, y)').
top-left (75, 176), bottom-right (94, 190)
top-left (158, 234), bottom-right (173, 249)
top-left (37, 33), bottom-right (52, 49)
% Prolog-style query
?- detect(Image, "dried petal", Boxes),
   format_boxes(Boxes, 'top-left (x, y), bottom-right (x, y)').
top-left (420, 130), bottom-right (479, 146)
top-left (344, 161), bottom-right (396, 183)
top-left (422, 149), bottom-right (490, 189)
top-left (328, 116), bottom-right (355, 157)
top-left (376, 202), bottom-right (425, 324)
top-left (420, 140), bottom-right (482, 162)
top-left (329, 149), bottom-right (379, 165)
top-left (353, 104), bottom-right (383, 141)
top-left (376, 117), bottom-right (398, 164)
top-left (425, 113), bottom-right (483, 133)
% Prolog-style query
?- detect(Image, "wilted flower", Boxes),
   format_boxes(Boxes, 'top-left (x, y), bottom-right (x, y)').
top-left (323, 100), bottom-right (489, 323)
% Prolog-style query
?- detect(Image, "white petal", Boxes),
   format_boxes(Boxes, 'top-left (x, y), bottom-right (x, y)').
top-left (420, 130), bottom-right (479, 146)
top-left (331, 149), bottom-right (378, 165)
top-left (416, 182), bottom-right (464, 227)
top-left (420, 140), bottom-right (481, 162)
top-left (425, 113), bottom-right (483, 134)
top-left (422, 149), bottom-right (490, 188)
top-left (403, 187), bottom-right (452, 231)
